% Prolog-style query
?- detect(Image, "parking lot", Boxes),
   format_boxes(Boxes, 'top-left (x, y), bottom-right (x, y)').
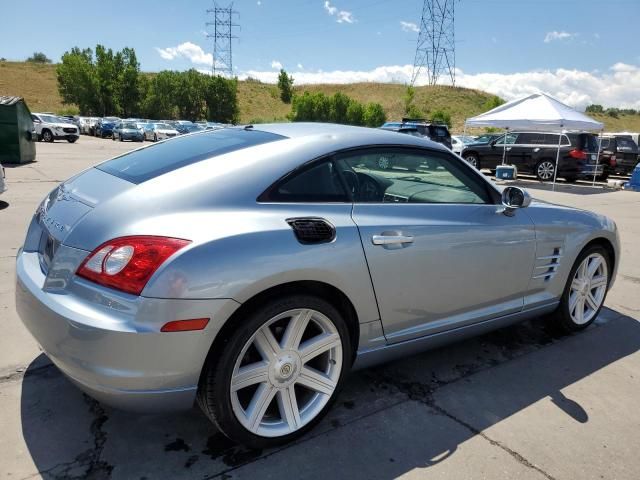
top-left (1, 136), bottom-right (640, 479)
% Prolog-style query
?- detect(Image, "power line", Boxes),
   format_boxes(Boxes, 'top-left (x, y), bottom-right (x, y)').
top-left (205, 1), bottom-right (239, 77)
top-left (411, 0), bottom-right (456, 86)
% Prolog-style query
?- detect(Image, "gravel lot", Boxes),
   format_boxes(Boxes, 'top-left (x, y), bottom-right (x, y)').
top-left (1, 136), bottom-right (639, 480)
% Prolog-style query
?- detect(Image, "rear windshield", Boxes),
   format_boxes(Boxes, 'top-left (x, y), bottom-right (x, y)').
top-left (97, 128), bottom-right (285, 184)
top-left (615, 137), bottom-right (638, 151)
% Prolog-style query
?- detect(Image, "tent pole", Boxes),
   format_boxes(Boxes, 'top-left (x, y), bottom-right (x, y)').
top-left (592, 130), bottom-right (603, 186)
top-left (502, 127), bottom-right (508, 165)
top-left (552, 128), bottom-right (562, 192)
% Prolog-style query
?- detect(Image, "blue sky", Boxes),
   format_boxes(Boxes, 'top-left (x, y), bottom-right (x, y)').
top-left (2, 0), bottom-right (639, 108)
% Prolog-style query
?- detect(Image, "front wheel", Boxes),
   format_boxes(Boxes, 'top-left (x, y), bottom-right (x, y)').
top-left (42, 129), bottom-right (54, 143)
top-left (535, 160), bottom-right (555, 181)
top-left (67, 137), bottom-right (77, 144)
top-left (550, 245), bottom-right (610, 333)
top-left (198, 295), bottom-right (351, 449)
top-left (153, 133), bottom-right (158, 142)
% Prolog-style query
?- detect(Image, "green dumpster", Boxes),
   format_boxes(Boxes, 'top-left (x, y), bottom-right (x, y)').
top-left (0, 96), bottom-right (37, 164)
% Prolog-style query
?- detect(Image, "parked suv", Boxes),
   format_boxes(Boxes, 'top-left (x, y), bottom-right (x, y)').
top-left (599, 136), bottom-right (638, 176)
top-left (31, 113), bottom-right (79, 143)
top-left (381, 118), bottom-right (452, 149)
top-left (95, 117), bottom-right (120, 139)
top-left (461, 131), bottom-right (603, 182)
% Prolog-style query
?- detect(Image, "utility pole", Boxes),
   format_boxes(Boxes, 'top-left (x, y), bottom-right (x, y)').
top-left (206, 1), bottom-right (239, 77)
top-left (411, 0), bottom-right (456, 87)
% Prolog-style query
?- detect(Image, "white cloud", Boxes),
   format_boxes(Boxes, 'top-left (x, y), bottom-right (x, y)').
top-left (297, 63), bottom-right (304, 70)
top-left (271, 60), bottom-right (283, 70)
top-left (544, 31), bottom-right (577, 43)
top-left (400, 21), bottom-right (419, 33)
top-left (323, 1), bottom-right (336, 15)
top-left (156, 42), bottom-right (213, 66)
top-left (324, 1), bottom-right (355, 23)
top-left (238, 63), bottom-right (640, 110)
top-left (257, 0), bottom-right (261, 5)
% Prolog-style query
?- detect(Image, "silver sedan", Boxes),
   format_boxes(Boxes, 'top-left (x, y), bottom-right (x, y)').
top-left (15, 123), bottom-right (619, 448)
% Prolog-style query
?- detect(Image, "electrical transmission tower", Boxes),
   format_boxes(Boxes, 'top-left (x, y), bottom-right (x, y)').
top-left (206, 1), bottom-right (239, 77)
top-left (410, 0), bottom-right (456, 87)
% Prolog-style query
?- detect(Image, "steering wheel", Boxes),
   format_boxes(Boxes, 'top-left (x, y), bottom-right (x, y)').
top-left (357, 174), bottom-right (383, 202)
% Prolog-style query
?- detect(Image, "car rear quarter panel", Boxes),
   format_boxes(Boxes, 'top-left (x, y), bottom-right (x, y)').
top-left (142, 204), bottom-right (381, 326)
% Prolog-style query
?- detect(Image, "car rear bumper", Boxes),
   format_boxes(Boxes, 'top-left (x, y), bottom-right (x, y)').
top-left (15, 249), bottom-right (240, 412)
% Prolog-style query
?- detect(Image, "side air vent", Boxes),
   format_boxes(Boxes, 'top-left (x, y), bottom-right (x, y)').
top-left (287, 218), bottom-right (336, 245)
top-left (532, 246), bottom-right (563, 282)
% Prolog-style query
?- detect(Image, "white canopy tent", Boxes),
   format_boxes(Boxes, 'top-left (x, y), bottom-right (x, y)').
top-left (464, 92), bottom-right (604, 188)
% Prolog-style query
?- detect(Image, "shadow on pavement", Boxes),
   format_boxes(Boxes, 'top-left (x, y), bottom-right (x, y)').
top-left (19, 309), bottom-right (640, 479)
top-left (0, 201), bottom-right (9, 211)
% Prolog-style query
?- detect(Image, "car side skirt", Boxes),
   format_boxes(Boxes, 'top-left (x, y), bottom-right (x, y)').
top-left (352, 302), bottom-right (559, 370)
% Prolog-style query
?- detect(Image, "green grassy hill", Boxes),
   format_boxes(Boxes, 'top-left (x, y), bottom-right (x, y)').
top-left (2, 60), bottom-right (640, 133)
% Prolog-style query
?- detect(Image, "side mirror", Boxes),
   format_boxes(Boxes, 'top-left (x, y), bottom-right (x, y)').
top-left (500, 186), bottom-right (531, 216)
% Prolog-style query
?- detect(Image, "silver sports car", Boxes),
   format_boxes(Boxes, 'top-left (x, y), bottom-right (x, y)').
top-left (16, 123), bottom-right (619, 447)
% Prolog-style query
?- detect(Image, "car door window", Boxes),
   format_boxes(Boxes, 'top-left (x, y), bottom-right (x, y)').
top-left (263, 160), bottom-right (349, 202)
top-left (495, 133), bottom-right (518, 145)
top-left (337, 149), bottom-right (492, 204)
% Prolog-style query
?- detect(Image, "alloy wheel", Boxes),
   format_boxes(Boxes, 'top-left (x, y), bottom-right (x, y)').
top-left (465, 155), bottom-right (478, 167)
top-left (43, 130), bottom-right (52, 142)
top-left (230, 308), bottom-right (342, 438)
top-left (537, 161), bottom-right (555, 181)
top-left (569, 253), bottom-right (608, 325)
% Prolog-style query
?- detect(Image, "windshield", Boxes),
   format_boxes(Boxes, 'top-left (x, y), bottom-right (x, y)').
top-left (39, 115), bottom-right (62, 123)
top-left (97, 128), bottom-right (286, 184)
top-left (123, 122), bottom-right (138, 129)
top-left (155, 123), bottom-right (173, 129)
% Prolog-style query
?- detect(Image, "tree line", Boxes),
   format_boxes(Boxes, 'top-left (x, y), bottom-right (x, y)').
top-left (56, 45), bottom-right (239, 123)
top-left (289, 91), bottom-right (386, 126)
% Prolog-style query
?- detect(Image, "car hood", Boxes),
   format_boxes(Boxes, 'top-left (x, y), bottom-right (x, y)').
top-left (50, 122), bottom-right (77, 129)
top-left (157, 129), bottom-right (178, 134)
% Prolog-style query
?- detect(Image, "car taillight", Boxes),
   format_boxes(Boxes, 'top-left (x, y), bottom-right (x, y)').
top-left (568, 149), bottom-right (587, 160)
top-left (77, 236), bottom-right (191, 295)
top-left (610, 155), bottom-right (617, 167)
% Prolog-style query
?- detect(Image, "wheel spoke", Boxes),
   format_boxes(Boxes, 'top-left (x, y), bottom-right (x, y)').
top-left (281, 309), bottom-right (312, 350)
top-left (300, 333), bottom-right (341, 364)
top-left (574, 296), bottom-right (585, 323)
top-left (585, 292), bottom-right (600, 311)
top-left (590, 275), bottom-right (607, 289)
top-left (297, 366), bottom-right (337, 396)
top-left (587, 256), bottom-right (602, 277)
top-left (253, 327), bottom-right (281, 360)
top-left (231, 361), bottom-right (269, 392)
top-left (568, 291), bottom-right (580, 313)
top-left (277, 386), bottom-right (301, 431)
top-left (577, 260), bottom-right (588, 280)
top-left (246, 383), bottom-right (277, 431)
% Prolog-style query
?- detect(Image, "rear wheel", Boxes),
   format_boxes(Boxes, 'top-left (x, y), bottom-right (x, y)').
top-left (463, 153), bottom-right (479, 169)
top-left (536, 160), bottom-right (555, 181)
top-left (564, 176), bottom-right (577, 183)
top-left (550, 245), bottom-right (610, 333)
top-left (198, 295), bottom-right (351, 449)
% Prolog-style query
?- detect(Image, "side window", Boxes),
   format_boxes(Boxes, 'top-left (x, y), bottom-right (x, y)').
top-left (516, 133), bottom-right (536, 144)
top-left (336, 149), bottom-right (492, 205)
top-left (495, 133), bottom-right (518, 145)
top-left (266, 160), bottom-right (349, 203)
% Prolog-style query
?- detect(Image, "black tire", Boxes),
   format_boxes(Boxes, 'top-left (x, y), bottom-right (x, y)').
top-left (597, 173), bottom-right (609, 182)
top-left (535, 159), bottom-right (555, 181)
top-left (549, 244), bottom-right (611, 334)
top-left (119, 134), bottom-right (124, 142)
top-left (112, 133), bottom-right (116, 141)
top-left (67, 137), bottom-right (77, 144)
top-left (564, 176), bottom-right (578, 183)
top-left (463, 153), bottom-right (480, 169)
top-left (42, 129), bottom-right (54, 143)
top-left (153, 133), bottom-right (158, 142)
top-left (198, 294), bottom-right (352, 449)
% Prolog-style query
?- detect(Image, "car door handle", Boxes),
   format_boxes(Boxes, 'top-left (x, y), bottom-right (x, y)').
top-left (372, 235), bottom-right (414, 245)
